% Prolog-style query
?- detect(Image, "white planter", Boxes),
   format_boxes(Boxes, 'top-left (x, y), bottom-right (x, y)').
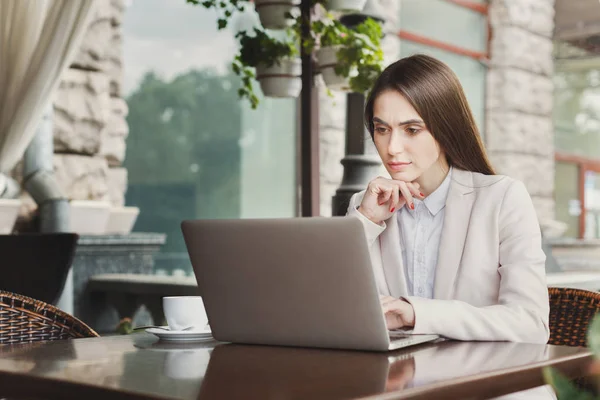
top-left (317, 46), bottom-right (352, 92)
top-left (256, 58), bottom-right (302, 98)
top-left (254, 0), bottom-right (299, 30)
top-left (0, 199), bottom-right (21, 234)
top-left (105, 206), bottom-right (140, 235)
top-left (327, 0), bottom-right (367, 12)
top-left (69, 200), bottom-right (111, 235)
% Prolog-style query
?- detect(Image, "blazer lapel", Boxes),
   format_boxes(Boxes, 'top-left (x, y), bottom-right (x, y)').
top-left (379, 212), bottom-right (409, 298)
top-left (433, 169), bottom-right (475, 300)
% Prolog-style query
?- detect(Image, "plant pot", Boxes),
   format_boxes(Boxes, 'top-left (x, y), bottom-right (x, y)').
top-left (256, 58), bottom-right (302, 98)
top-left (317, 46), bottom-right (352, 91)
top-left (254, 0), bottom-right (299, 30)
top-left (69, 200), bottom-right (111, 235)
top-left (105, 206), bottom-right (140, 235)
top-left (0, 199), bottom-right (21, 234)
top-left (327, 0), bottom-right (367, 12)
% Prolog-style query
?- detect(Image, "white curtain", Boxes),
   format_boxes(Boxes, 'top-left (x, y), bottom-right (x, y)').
top-left (0, 0), bottom-right (97, 172)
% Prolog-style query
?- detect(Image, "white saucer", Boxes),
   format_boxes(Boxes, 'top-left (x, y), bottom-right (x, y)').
top-left (146, 326), bottom-right (213, 342)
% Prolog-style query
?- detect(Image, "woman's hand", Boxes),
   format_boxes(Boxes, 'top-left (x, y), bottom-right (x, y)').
top-left (380, 295), bottom-right (415, 330)
top-left (385, 358), bottom-right (416, 391)
top-left (357, 177), bottom-right (423, 225)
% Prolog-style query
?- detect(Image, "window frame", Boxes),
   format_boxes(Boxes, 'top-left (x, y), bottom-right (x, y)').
top-left (397, 0), bottom-right (490, 62)
top-left (555, 152), bottom-right (600, 239)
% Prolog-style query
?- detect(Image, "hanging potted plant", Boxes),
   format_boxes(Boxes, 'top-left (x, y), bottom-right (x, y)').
top-left (315, 0), bottom-right (367, 12)
top-left (313, 19), bottom-right (351, 91)
top-left (186, 0), bottom-right (298, 31)
top-left (233, 28), bottom-right (301, 108)
top-left (314, 18), bottom-right (383, 93)
top-left (254, 0), bottom-right (300, 30)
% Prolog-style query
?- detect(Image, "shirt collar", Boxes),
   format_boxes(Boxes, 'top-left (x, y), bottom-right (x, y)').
top-left (422, 167), bottom-right (453, 216)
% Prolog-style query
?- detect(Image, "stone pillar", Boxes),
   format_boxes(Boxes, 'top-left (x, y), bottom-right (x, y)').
top-left (319, 0), bottom-right (400, 216)
top-left (318, 84), bottom-right (346, 216)
top-left (486, 0), bottom-right (556, 232)
top-left (53, 0), bottom-right (128, 206)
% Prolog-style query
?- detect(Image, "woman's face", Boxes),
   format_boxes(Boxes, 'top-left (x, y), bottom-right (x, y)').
top-left (372, 90), bottom-right (444, 183)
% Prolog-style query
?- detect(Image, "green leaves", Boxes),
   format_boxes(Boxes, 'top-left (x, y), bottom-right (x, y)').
top-left (232, 29), bottom-right (298, 108)
top-left (232, 55), bottom-right (260, 109)
top-left (317, 17), bottom-right (383, 94)
top-left (589, 313), bottom-right (600, 359)
top-left (543, 367), bottom-right (596, 400)
top-left (186, 0), bottom-right (384, 104)
top-left (236, 29), bottom-right (298, 68)
top-left (542, 313), bottom-right (600, 399)
top-left (186, 0), bottom-right (248, 29)
top-left (116, 318), bottom-right (133, 335)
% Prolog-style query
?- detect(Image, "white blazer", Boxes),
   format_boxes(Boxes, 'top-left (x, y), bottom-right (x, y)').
top-left (347, 168), bottom-right (550, 344)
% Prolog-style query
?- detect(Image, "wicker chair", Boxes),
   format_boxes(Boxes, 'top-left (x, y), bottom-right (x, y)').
top-left (0, 290), bottom-right (98, 344)
top-left (548, 287), bottom-right (600, 347)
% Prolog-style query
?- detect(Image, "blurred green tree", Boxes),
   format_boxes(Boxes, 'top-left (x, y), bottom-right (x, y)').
top-left (124, 69), bottom-right (243, 262)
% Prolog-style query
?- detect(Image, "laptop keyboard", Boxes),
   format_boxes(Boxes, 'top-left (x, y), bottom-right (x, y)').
top-left (389, 330), bottom-right (412, 340)
top-left (389, 333), bottom-right (411, 342)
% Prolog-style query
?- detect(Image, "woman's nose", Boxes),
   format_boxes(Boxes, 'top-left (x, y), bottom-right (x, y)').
top-left (388, 132), bottom-right (405, 155)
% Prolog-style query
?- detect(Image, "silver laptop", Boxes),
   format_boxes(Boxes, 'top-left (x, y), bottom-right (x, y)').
top-left (181, 217), bottom-right (439, 352)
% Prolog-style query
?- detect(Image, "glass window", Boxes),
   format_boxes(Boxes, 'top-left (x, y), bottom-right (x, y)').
top-left (399, 41), bottom-right (486, 133)
top-left (554, 162), bottom-right (580, 238)
top-left (584, 170), bottom-right (600, 239)
top-left (399, 0), bottom-right (487, 53)
top-left (123, 0), bottom-right (297, 274)
top-left (554, 67), bottom-right (600, 159)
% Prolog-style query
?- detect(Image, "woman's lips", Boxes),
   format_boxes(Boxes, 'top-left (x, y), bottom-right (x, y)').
top-left (388, 162), bottom-right (411, 171)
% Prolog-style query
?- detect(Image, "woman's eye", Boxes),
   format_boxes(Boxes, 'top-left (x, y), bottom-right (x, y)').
top-left (407, 127), bottom-right (421, 135)
top-left (375, 127), bottom-right (388, 134)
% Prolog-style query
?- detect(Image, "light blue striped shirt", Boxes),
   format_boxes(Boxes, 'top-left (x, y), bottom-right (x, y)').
top-left (396, 168), bottom-right (452, 298)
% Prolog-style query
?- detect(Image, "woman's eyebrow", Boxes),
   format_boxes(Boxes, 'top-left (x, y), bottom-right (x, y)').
top-left (373, 117), bottom-right (424, 126)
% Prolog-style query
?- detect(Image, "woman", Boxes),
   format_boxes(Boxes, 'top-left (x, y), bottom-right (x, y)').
top-left (347, 54), bottom-right (549, 344)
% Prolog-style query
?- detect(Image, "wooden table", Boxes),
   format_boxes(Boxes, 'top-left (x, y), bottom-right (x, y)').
top-left (0, 334), bottom-right (591, 400)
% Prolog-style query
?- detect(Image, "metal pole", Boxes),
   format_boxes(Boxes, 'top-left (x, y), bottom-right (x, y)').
top-left (331, 93), bottom-right (381, 216)
top-left (23, 104), bottom-right (73, 313)
top-left (300, 0), bottom-right (319, 217)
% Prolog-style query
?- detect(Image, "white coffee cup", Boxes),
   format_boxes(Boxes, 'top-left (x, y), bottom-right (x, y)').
top-left (162, 296), bottom-right (208, 331)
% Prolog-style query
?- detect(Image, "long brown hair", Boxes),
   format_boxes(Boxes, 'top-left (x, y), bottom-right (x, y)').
top-left (364, 54), bottom-right (495, 175)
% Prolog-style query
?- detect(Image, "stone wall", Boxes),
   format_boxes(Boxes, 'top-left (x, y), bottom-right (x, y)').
top-left (318, 85), bottom-right (347, 216)
top-left (53, 0), bottom-right (128, 206)
top-left (487, 0), bottom-right (557, 233)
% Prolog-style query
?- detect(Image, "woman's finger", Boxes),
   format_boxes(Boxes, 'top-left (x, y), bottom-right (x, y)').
top-left (378, 185), bottom-right (393, 205)
top-left (398, 182), bottom-right (414, 210)
top-left (406, 182), bottom-right (424, 199)
top-left (389, 185), bottom-right (400, 212)
top-left (368, 179), bottom-right (391, 205)
top-left (385, 312), bottom-right (406, 330)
